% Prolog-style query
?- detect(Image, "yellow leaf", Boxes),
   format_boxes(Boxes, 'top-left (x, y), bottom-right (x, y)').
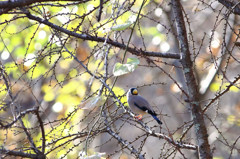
top-left (44, 91), bottom-right (55, 102)
top-left (227, 115), bottom-right (236, 124)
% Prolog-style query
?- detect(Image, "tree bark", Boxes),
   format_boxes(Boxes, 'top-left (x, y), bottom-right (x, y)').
top-left (171, 0), bottom-right (212, 158)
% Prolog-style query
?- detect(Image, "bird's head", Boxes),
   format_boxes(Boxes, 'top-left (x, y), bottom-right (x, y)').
top-left (129, 87), bottom-right (138, 95)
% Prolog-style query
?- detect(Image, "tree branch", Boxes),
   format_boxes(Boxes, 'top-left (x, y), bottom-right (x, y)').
top-left (0, 147), bottom-right (39, 159)
top-left (199, 13), bottom-right (235, 95)
top-left (0, 0), bottom-right (89, 9)
top-left (0, 107), bottom-right (37, 129)
top-left (103, 109), bottom-right (145, 159)
top-left (24, 11), bottom-right (180, 59)
top-left (151, 132), bottom-right (197, 150)
top-left (203, 74), bottom-right (240, 113)
top-left (63, 42), bottom-right (198, 152)
top-left (217, 0), bottom-right (240, 15)
top-left (171, 0), bottom-right (212, 158)
top-left (36, 109), bottom-right (46, 154)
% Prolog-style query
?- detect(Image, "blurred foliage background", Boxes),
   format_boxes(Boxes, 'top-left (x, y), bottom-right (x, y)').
top-left (0, 0), bottom-right (240, 158)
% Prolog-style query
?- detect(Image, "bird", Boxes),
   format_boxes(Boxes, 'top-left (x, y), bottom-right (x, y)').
top-left (127, 87), bottom-right (162, 125)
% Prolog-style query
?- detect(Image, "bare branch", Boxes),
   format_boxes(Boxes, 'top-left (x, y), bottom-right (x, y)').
top-left (106, 125), bottom-right (145, 159)
top-left (18, 117), bottom-right (41, 155)
top-left (203, 74), bottom-right (240, 113)
top-left (63, 41), bottom-right (198, 152)
top-left (36, 109), bottom-right (46, 154)
top-left (24, 11), bottom-right (181, 59)
top-left (0, 107), bottom-right (37, 129)
top-left (151, 132), bottom-right (197, 150)
top-left (171, 0), bottom-right (212, 158)
top-left (217, 0), bottom-right (240, 15)
top-left (0, 0), bottom-right (90, 9)
top-left (199, 12), bottom-right (236, 95)
top-left (1, 0), bottom-right (239, 158)
top-left (0, 147), bottom-right (39, 159)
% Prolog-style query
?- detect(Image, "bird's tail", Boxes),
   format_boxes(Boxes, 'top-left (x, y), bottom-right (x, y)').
top-left (151, 114), bottom-right (162, 125)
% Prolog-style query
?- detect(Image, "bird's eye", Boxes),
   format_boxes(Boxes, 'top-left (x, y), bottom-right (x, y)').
top-left (132, 89), bottom-right (138, 95)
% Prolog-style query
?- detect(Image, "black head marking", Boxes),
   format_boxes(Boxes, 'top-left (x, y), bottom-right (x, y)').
top-left (130, 88), bottom-right (138, 95)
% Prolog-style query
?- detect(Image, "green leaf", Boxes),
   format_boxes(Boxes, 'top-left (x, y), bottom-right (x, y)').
top-left (126, 57), bottom-right (140, 71)
top-left (113, 63), bottom-right (129, 76)
top-left (111, 22), bottom-right (132, 31)
top-left (113, 58), bottom-right (140, 76)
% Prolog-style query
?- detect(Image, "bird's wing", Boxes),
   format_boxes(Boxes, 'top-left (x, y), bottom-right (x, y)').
top-left (130, 95), bottom-right (162, 125)
top-left (133, 95), bottom-right (156, 115)
top-left (134, 102), bottom-right (156, 116)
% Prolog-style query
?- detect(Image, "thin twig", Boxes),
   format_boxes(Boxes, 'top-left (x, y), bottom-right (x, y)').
top-left (24, 11), bottom-right (181, 59)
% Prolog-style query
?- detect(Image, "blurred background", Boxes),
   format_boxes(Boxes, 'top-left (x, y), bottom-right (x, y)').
top-left (0, 0), bottom-right (240, 158)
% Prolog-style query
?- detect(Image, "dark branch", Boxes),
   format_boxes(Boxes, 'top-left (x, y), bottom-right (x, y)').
top-left (36, 110), bottom-right (46, 154)
top-left (106, 127), bottom-right (145, 159)
top-left (204, 74), bottom-right (240, 113)
top-left (217, 0), bottom-right (240, 15)
top-left (97, 0), bottom-right (103, 21)
top-left (0, 0), bottom-right (89, 9)
top-left (151, 132), bottom-right (197, 150)
top-left (0, 107), bottom-right (37, 129)
top-left (24, 12), bottom-right (180, 59)
top-left (0, 147), bottom-right (39, 159)
top-left (65, 43), bottom-right (198, 152)
top-left (199, 14), bottom-right (235, 95)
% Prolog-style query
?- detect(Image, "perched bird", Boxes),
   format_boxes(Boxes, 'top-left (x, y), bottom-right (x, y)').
top-left (127, 88), bottom-right (162, 125)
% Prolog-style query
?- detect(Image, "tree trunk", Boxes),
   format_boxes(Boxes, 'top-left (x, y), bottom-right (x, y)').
top-left (171, 0), bottom-right (212, 158)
